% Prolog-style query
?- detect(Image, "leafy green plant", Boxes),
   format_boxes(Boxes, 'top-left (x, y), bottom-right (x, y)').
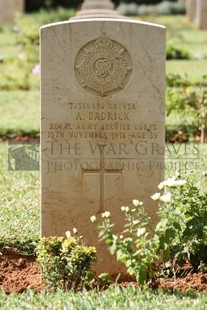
top-left (166, 73), bottom-right (192, 88)
top-left (156, 173), bottom-right (207, 271)
top-left (91, 204), bottom-right (160, 286)
top-left (166, 44), bottom-right (190, 60)
top-left (35, 231), bottom-right (96, 290)
top-left (92, 173), bottom-right (207, 286)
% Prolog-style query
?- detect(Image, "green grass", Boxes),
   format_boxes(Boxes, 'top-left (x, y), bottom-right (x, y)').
top-left (0, 143), bottom-right (40, 249)
top-left (0, 287), bottom-right (207, 310)
top-left (0, 90), bottom-right (40, 135)
top-left (166, 60), bottom-right (207, 82)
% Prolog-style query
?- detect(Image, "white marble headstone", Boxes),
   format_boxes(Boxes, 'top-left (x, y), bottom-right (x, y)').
top-left (41, 17), bottom-right (166, 274)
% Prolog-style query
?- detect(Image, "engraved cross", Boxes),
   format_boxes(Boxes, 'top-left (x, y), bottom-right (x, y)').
top-left (82, 144), bottom-right (123, 214)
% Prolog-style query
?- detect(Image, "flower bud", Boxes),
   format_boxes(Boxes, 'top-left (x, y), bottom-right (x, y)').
top-left (90, 215), bottom-right (97, 223)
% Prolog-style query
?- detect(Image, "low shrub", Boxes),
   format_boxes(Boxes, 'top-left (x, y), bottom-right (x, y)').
top-left (166, 44), bottom-right (190, 60)
top-left (117, 2), bottom-right (138, 16)
top-left (35, 232), bottom-right (96, 290)
top-left (117, 1), bottom-right (185, 16)
top-left (166, 73), bottom-right (192, 88)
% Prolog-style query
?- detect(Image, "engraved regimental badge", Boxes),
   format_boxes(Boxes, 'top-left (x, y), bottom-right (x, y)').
top-left (75, 33), bottom-right (132, 96)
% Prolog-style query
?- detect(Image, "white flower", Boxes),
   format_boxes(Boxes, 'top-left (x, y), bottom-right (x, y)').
top-left (121, 206), bottom-right (126, 212)
top-left (174, 180), bottom-right (186, 186)
top-left (73, 227), bottom-right (78, 234)
top-left (65, 230), bottom-right (71, 238)
top-left (90, 215), bottom-right (97, 223)
top-left (120, 235), bottom-right (124, 239)
top-left (132, 220), bottom-right (140, 225)
top-left (158, 177), bottom-right (186, 188)
top-left (151, 193), bottom-right (161, 201)
top-left (137, 228), bottom-right (146, 237)
top-left (158, 182), bottom-right (164, 190)
top-left (160, 192), bottom-right (171, 203)
top-left (132, 199), bottom-right (143, 207)
top-left (102, 211), bottom-right (111, 218)
top-left (120, 206), bottom-right (130, 213)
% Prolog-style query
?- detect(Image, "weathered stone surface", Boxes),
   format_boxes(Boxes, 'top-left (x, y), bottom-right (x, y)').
top-left (15, 0), bottom-right (24, 13)
top-left (41, 18), bottom-right (166, 274)
top-left (0, 0), bottom-right (24, 25)
top-left (186, 0), bottom-right (197, 22)
top-left (178, 0), bottom-right (186, 5)
top-left (74, 0), bottom-right (118, 19)
top-left (196, 0), bottom-right (207, 29)
top-left (0, 0), bottom-right (14, 25)
top-left (81, 0), bottom-right (114, 10)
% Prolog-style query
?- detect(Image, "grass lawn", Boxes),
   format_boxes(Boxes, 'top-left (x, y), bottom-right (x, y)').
top-left (0, 287), bottom-right (207, 309)
top-left (0, 143), bottom-right (39, 246)
top-left (0, 91), bottom-right (40, 135)
top-left (166, 60), bottom-right (207, 81)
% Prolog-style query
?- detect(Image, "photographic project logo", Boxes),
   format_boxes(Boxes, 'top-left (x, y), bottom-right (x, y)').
top-left (8, 142), bottom-right (39, 171)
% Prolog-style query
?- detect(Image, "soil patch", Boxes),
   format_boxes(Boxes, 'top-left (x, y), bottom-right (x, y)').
top-left (1, 250), bottom-right (207, 294)
top-left (0, 250), bottom-right (46, 293)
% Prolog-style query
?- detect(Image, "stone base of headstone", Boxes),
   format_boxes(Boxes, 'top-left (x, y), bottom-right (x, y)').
top-left (82, 0), bottom-right (114, 10)
top-left (72, 0), bottom-right (119, 19)
top-left (72, 9), bottom-right (120, 19)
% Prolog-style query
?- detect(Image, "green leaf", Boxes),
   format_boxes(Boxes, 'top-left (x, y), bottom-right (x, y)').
top-left (117, 249), bottom-right (124, 260)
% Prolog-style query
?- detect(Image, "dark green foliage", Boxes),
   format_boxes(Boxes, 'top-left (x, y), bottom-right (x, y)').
top-left (25, 0), bottom-right (177, 12)
top-left (166, 74), bottom-right (192, 88)
top-left (25, 0), bottom-right (83, 11)
top-left (166, 44), bottom-right (190, 60)
top-left (0, 239), bottom-right (38, 256)
top-left (35, 236), bottom-right (96, 290)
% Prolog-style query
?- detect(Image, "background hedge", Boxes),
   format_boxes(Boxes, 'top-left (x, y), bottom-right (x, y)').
top-left (25, 0), bottom-right (177, 12)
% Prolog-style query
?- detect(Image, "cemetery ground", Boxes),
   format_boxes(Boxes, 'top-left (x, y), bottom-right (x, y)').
top-left (0, 10), bottom-right (207, 308)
